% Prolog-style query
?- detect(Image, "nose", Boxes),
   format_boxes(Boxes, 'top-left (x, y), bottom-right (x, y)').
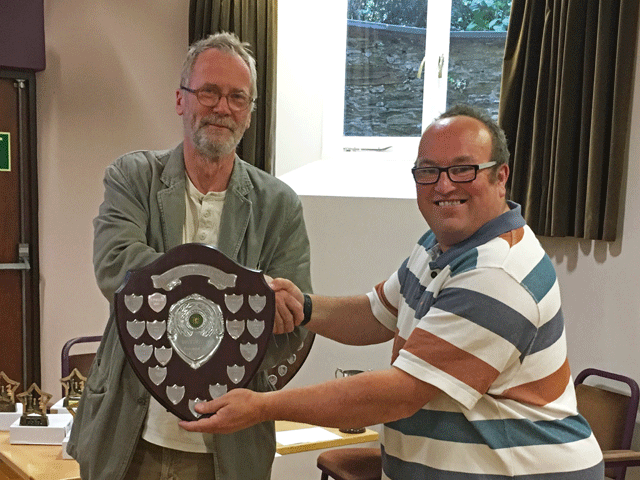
top-left (212, 94), bottom-right (233, 114)
top-left (433, 170), bottom-right (456, 193)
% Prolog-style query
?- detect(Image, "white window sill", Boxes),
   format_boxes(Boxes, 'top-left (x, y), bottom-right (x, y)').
top-left (277, 156), bottom-right (417, 200)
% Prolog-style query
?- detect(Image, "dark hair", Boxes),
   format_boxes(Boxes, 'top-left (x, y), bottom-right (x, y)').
top-left (437, 104), bottom-right (510, 168)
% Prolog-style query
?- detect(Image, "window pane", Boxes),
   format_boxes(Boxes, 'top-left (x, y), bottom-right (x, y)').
top-left (344, 1), bottom-right (427, 137)
top-left (446, 0), bottom-right (511, 119)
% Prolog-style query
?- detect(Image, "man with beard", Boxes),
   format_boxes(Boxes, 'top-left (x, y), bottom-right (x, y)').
top-left (66, 32), bottom-right (312, 480)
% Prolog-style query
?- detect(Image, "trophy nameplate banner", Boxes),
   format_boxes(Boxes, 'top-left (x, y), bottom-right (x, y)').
top-left (115, 243), bottom-right (275, 421)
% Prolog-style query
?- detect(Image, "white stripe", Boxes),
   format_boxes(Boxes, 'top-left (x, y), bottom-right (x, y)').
top-left (383, 427), bottom-right (602, 476)
top-left (394, 351), bottom-right (480, 409)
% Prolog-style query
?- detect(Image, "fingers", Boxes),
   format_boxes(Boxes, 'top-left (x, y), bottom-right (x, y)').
top-left (270, 279), bottom-right (305, 334)
top-left (178, 389), bottom-right (263, 434)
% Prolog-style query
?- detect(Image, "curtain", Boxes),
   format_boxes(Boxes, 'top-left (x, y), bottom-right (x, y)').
top-left (189, 0), bottom-right (278, 173)
top-left (499, 0), bottom-right (639, 241)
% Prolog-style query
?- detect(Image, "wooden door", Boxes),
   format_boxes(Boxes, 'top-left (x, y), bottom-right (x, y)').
top-left (0, 72), bottom-right (40, 388)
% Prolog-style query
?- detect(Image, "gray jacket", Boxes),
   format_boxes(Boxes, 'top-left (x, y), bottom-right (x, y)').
top-left (67, 144), bottom-right (312, 480)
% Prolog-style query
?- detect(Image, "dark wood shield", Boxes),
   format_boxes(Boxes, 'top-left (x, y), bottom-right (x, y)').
top-left (115, 243), bottom-right (274, 421)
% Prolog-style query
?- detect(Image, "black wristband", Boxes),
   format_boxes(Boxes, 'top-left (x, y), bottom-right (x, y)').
top-left (301, 293), bottom-right (313, 326)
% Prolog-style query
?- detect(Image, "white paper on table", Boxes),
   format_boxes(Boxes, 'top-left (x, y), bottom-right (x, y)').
top-left (276, 427), bottom-right (341, 446)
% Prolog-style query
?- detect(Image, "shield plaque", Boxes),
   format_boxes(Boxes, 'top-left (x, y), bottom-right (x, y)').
top-left (115, 243), bottom-right (275, 421)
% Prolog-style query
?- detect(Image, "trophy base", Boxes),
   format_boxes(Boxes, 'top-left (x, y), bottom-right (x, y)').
top-left (0, 403), bottom-right (23, 431)
top-left (20, 415), bottom-right (49, 427)
top-left (9, 413), bottom-right (73, 445)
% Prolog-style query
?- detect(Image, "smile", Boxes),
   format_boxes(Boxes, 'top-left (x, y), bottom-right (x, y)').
top-left (436, 200), bottom-right (466, 206)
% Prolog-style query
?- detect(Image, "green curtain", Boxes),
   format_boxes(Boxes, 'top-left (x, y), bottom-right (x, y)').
top-left (189, 0), bottom-right (278, 173)
top-left (499, 0), bottom-right (639, 241)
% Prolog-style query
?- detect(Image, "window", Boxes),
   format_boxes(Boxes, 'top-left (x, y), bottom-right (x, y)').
top-left (325, 0), bottom-right (511, 158)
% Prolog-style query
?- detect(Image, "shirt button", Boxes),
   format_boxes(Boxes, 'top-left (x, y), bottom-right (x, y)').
top-left (203, 210), bottom-right (211, 218)
top-left (431, 271), bottom-right (438, 278)
top-left (199, 232), bottom-right (206, 240)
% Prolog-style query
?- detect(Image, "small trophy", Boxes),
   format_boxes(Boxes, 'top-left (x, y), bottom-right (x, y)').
top-left (16, 383), bottom-right (52, 427)
top-left (60, 368), bottom-right (87, 416)
top-left (0, 372), bottom-right (20, 413)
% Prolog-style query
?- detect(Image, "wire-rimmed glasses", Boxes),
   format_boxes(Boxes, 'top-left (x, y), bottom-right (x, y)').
top-left (180, 85), bottom-right (253, 112)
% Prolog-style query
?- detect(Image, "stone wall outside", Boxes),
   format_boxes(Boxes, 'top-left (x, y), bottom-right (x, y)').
top-left (344, 23), bottom-right (506, 137)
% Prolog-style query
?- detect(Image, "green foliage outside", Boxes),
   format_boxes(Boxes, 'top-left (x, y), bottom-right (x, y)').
top-left (347, 0), bottom-right (512, 31)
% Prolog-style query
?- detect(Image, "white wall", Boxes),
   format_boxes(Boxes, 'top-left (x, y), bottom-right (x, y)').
top-left (37, 1), bottom-right (640, 478)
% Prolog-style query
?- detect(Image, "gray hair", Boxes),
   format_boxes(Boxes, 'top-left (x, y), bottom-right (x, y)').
top-left (180, 32), bottom-right (258, 106)
top-left (436, 104), bottom-right (510, 168)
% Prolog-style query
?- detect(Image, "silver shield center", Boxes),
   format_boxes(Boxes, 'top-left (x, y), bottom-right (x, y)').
top-left (167, 293), bottom-right (224, 369)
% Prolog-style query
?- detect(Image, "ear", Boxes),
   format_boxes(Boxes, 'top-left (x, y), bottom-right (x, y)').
top-left (176, 89), bottom-right (185, 116)
top-left (497, 163), bottom-right (509, 197)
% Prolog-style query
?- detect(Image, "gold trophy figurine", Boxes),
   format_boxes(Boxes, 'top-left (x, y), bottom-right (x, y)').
top-left (0, 372), bottom-right (20, 413)
top-left (16, 383), bottom-right (52, 427)
top-left (60, 368), bottom-right (87, 416)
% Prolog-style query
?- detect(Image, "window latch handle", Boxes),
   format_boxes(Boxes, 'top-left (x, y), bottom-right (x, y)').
top-left (438, 55), bottom-right (445, 78)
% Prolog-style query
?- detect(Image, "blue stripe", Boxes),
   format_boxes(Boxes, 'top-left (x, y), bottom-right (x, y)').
top-left (385, 410), bottom-right (592, 449)
top-left (521, 255), bottom-right (556, 303)
top-left (381, 445), bottom-right (604, 480)
top-left (434, 287), bottom-right (536, 355)
top-left (529, 308), bottom-right (564, 355)
top-left (449, 248), bottom-right (479, 277)
top-left (399, 265), bottom-right (435, 317)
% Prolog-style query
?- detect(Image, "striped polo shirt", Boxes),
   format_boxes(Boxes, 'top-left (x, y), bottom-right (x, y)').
top-left (368, 202), bottom-right (603, 479)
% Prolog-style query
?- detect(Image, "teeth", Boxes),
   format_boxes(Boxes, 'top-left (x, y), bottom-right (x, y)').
top-left (438, 200), bottom-right (462, 206)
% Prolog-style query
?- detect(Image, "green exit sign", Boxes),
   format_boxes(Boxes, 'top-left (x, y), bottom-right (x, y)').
top-left (0, 133), bottom-right (9, 172)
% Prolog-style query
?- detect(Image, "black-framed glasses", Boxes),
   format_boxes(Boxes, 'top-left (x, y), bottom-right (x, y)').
top-left (411, 161), bottom-right (497, 185)
top-left (180, 85), bottom-right (253, 111)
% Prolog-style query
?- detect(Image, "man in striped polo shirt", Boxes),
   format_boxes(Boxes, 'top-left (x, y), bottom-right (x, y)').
top-left (182, 105), bottom-right (604, 479)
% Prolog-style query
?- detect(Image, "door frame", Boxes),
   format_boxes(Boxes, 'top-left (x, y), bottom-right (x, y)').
top-left (1, 69), bottom-right (41, 387)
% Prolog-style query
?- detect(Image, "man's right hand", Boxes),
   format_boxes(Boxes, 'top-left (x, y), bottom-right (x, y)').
top-left (269, 278), bottom-right (305, 334)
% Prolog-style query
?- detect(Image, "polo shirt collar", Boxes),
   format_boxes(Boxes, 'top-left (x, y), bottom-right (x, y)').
top-left (429, 201), bottom-right (525, 270)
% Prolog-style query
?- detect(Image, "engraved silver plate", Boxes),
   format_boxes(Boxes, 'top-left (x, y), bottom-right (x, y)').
top-left (154, 346), bottom-right (173, 366)
top-left (134, 343), bottom-right (153, 363)
top-left (125, 294), bottom-right (143, 314)
top-left (167, 294), bottom-right (224, 369)
top-left (225, 294), bottom-right (244, 313)
top-left (226, 319), bottom-right (245, 340)
top-left (149, 366), bottom-right (167, 386)
top-left (248, 294), bottom-right (266, 313)
top-left (167, 385), bottom-right (185, 405)
top-left (148, 293), bottom-right (167, 313)
top-left (209, 383), bottom-right (228, 399)
top-left (227, 365), bottom-right (245, 384)
top-left (146, 320), bottom-right (166, 340)
top-left (189, 398), bottom-right (205, 418)
top-left (240, 342), bottom-right (258, 362)
top-left (152, 264), bottom-right (237, 291)
top-left (127, 320), bottom-right (145, 339)
top-left (247, 319), bottom-right (265, 338)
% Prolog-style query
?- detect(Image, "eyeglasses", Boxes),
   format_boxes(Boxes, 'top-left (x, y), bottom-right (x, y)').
top-left (412, 161), bottom-right (497, 185)
top-left (180, 85), bottom-right (253, 111)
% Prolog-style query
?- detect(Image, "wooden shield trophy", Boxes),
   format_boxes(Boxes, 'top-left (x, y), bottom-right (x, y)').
top-left (115, 244), bottom-right (274, 421)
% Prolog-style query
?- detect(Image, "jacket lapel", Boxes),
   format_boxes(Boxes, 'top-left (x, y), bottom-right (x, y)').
top-left (217, 157), bottom-right (252, 261)
top-left (157, 145), bottom-right (187, 251)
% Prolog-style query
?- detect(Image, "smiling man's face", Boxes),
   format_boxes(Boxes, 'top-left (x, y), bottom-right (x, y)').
top-left (177, 48), bottom-right (252, 161)
top-left (415, 115), bottom-right (509, 251)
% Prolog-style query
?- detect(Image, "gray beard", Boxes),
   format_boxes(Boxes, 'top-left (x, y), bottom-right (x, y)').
top-left (191, 115), bottom-right (246, 160)
top-left (193, 128), bottom-right (239, 159)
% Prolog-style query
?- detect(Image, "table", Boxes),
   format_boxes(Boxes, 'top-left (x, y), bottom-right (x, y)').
top-left (0, 422), bottom-right (378, 479)
top-left (0, 432), bottom-right (78, 480)
top-left (275, 421), bottom-right (378, 455)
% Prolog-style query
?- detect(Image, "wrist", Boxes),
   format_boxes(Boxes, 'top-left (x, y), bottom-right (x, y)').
top-left (301, 293), bottom-right (312, 326)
